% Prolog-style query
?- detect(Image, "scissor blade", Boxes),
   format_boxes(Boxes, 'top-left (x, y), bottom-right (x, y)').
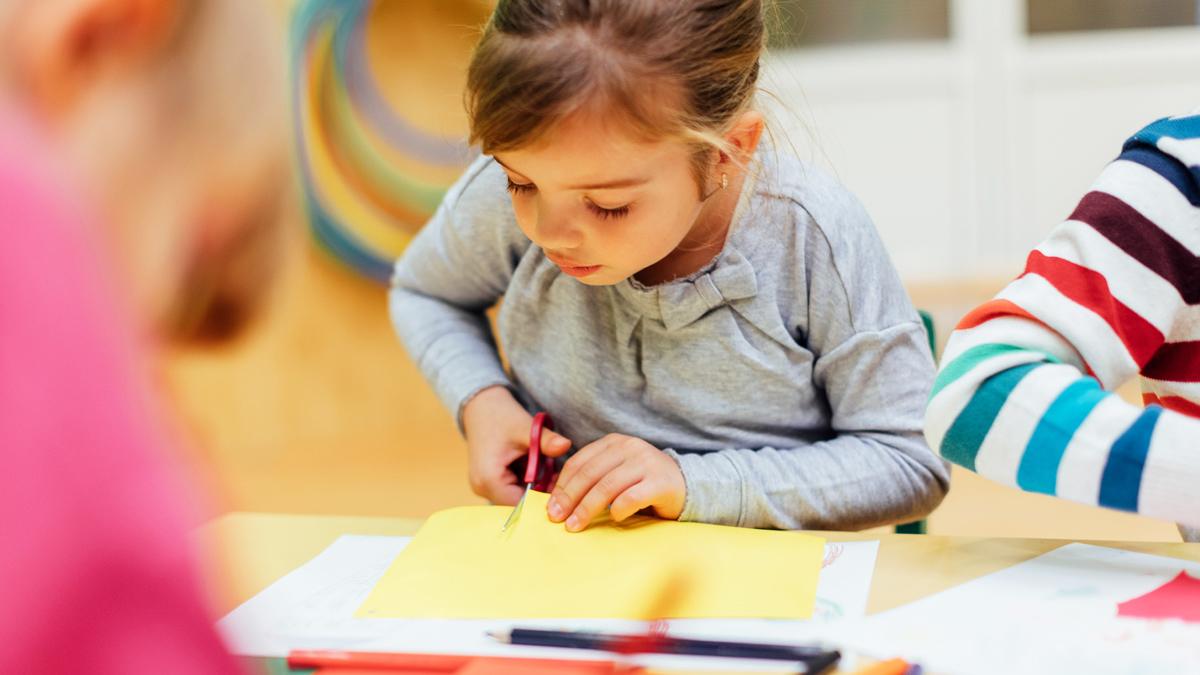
top-left (501, 484), bottom-right (531, 532)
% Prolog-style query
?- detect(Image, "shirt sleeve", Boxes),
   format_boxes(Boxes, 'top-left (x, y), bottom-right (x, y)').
top-left (669, 180), bottom-right (950, 530)
top-left (389, 155), bottom-right (532, 427)
top-left (925, 114), bottom-right (1200, 529)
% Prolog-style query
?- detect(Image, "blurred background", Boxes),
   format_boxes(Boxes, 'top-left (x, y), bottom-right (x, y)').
top-left (165, 0), bottom-right (1200, 541)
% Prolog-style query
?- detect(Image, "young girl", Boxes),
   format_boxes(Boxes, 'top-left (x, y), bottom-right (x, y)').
top-left (390, 0), bottom-right (948, 531)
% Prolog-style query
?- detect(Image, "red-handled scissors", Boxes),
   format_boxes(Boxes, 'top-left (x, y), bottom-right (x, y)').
top-left (501, 412), bottom-right (558, 531)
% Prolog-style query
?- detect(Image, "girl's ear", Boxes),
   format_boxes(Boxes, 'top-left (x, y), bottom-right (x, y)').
top-left (720, 109), bottom-right (766, 166)
top-left (11, 0), bottom-right (180, 116)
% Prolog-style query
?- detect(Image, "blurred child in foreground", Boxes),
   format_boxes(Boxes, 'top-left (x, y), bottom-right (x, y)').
top-left (0, 0), bottom-right (288, 670)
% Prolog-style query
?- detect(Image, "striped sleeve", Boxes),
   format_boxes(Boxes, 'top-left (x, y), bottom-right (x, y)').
top-left (926, 112), bottom-right (1200, 528)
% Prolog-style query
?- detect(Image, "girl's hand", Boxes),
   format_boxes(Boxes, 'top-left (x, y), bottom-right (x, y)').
top-left (545, 434), bottom-right (686, 531)
top-left (460, 386), bottom-right (571, 505)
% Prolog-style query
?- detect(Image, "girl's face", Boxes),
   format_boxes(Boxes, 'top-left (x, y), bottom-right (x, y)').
top-left (495, 109), bottom-right (719, 286)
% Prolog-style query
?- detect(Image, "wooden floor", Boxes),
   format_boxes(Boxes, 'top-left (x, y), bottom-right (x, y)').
top-left (163, 232), bottom-right (1184, 543)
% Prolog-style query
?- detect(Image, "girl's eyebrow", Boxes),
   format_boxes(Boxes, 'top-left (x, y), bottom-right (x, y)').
top-left (493, 157), bottom-right (647, 190)
top-left (568, 176), bottom-right (649, 190)
top-left (492, 157), bottom-right (527, 178)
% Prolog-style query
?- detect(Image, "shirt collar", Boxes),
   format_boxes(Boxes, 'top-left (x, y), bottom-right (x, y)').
top-left (612, 245), bottom-right (758, 332)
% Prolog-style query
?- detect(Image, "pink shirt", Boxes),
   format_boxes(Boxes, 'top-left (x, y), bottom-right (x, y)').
top-left (0, 108), bottom-right (239, 673)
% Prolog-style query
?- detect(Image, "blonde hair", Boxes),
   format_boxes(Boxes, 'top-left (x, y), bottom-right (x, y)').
top-left (465, 0), bottom-right (765, 186)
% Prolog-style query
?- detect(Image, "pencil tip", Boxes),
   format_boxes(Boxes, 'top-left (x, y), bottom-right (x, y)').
top-left (486, 629), bottom-right (512, 643)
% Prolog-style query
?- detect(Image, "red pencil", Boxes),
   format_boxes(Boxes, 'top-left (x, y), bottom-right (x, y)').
top-left (288, 650), bottom-right (470, 671)
top-left (286, 649), bottom-right (620, 673)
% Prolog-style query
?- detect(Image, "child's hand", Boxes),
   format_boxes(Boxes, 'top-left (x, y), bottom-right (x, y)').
top-left (545, 434), bottom-right (686, 531)
top-left (460, 386), bottom-right (571, 506)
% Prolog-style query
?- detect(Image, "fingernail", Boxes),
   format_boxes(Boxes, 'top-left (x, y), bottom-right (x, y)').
top-left (566, 515), bottom-right (580, 531)
top-left (548, 501), bottom-right (563, 519)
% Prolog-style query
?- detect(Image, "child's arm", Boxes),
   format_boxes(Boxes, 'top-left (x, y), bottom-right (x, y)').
top-left (926, 114), bottom-right (1200, 529)
top-left (389, 156), bottom-right (531, 428)
top-left (670, 179), bottom-right (952, 531)
top-left (667, 321), bottom-right (948, 530)
top-left (393, 157), bottom-right (571, 504)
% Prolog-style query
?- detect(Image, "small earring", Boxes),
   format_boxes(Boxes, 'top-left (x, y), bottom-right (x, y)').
top-left (721, 173), bottom-right (728, 190)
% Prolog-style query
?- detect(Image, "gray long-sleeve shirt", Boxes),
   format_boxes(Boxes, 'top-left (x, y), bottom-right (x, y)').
top-left (389, 145), bottom-right (949, 530)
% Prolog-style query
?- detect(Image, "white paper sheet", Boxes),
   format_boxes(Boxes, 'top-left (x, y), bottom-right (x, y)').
top-left (813, 541), bottom-right (878, 621)
top-left (217, 534), bottom-right (877, 670)
top-left (827, 543), bottom-right (1200, 675)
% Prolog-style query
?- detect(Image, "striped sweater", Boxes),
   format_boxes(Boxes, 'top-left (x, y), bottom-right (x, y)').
top-left (926, 110), bottom-right (1200, 537)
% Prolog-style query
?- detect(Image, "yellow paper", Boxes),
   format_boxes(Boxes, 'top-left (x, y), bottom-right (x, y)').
top-left (356, 491), bottom-right (825, 619)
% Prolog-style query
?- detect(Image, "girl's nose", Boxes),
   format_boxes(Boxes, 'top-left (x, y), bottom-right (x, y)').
top-left (532, 202), bottom-right (584, 250)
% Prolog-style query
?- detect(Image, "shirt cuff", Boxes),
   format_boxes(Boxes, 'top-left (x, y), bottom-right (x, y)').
top-left (452, 379), bottom-right (514, 433)
top-left (664, 449), bottom-right (745, 526)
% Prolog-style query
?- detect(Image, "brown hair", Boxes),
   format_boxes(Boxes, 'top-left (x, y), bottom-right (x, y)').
top-left (465, 0), bottom-right (765, 186)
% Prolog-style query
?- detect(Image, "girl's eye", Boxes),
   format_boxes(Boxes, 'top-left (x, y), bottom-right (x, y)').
top-left (587, 202), bottom-right (630, 220)
top-left (506, 178), bottom-right (536, 195)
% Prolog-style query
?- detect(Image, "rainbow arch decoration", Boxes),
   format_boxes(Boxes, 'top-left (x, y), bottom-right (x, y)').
top-left (291, 0), bottom-right (477, 281)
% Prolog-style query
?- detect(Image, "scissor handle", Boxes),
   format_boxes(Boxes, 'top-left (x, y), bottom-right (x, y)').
top-left (525, 412), bottom-right (555, 489)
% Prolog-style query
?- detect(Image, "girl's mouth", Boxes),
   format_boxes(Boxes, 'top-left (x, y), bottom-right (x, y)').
top-left (546, 253), bottom-right (601, 277)
top-left (558, 263), bottom-right (602, 278)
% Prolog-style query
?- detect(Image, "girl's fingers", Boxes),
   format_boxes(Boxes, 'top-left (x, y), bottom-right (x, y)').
top-left (473, 445), bottom-right (527, 504)
top-left (495, 445), bottom-right (527, 484)
top-left (487, 475), bottom-right (526, 506)
top-left (504, 412), bottom-right (570, 457)
top-left (566, 464), bottom-right (644, 531)
top-left (538, 428), bottom-right (573, 457)
top-left (608, 481), bottom-right (658, 522)
top-left (548, 436), bottom-right (608, 501)
top-left (548, 439), bottom-right (621, 521)
top-left (508, 413), bottom-right (536, 443)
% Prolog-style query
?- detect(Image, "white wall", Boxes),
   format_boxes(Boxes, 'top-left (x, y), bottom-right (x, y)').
top-left (762, 0), bottom-right (1200, 284)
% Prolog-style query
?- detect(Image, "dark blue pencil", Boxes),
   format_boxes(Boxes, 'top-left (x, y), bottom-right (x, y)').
top-left (489, 627), bottom-right (840, 672)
